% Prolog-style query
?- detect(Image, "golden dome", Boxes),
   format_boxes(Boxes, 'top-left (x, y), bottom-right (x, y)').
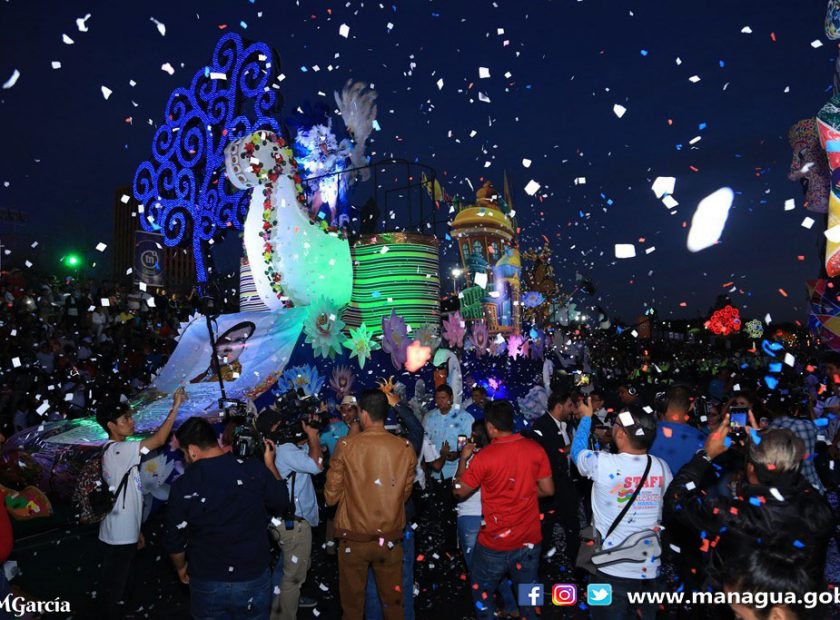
top-left (451, 205), bottom-right (514, 240)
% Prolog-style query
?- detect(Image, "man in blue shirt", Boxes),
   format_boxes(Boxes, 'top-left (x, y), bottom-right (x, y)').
top-left (164, 417), bottom-right (288, 620)
top-left (464, 385), bottom-right (488, 421)
top-left (257, 410), bottom-right (323, 620)
top-left (423, 384), bottom-right (474, 550)
top-left (650, 386), bottom-right (707, 474)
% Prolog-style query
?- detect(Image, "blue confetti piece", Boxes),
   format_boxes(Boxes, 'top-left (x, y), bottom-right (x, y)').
top-left (749, 497), bottom-right (761, 506)
top-left (719, 60), bottom-right (726, 68)
top-left (698, 122), bottom-right (707, 130)
top-left (640, 49), bottom-right (649, 56)
top-left (204, 66), bottom-right (210, 77)
top-left (815, 417), bottom-right (829, 427)
top-left (240, 20), bottom-right (248, 29)
top-left (768, 362), bottom-right (782, 373)
top-left (764, 376), bottom-right (779, 390)
top-left (793, 540), bottom-right (805, 549)
top-left (723, 437), bottom-right (732, 448)
top-left (372, 291), bottom-right (381, 298)
top-left (300, 66), bottom-right (308, 72)
top-left (749, 429), bottom-right (761, 445)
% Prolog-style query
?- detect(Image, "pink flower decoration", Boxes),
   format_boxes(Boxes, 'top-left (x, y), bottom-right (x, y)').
top-left (381, 310), bottom-right (409, 369)
top-left (507, 334), bottom-right (524, 359)
top-left (442, 312), bottom-right (466, 349)
top-left (472, 321), bottom-right (489, 357)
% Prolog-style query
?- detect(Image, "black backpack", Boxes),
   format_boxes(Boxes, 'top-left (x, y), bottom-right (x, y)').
top-left (73, 442), bottom-right (136, 525)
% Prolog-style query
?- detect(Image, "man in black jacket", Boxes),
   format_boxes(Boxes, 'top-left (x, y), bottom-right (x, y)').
top-left (523, 390), bottom-right (581, 567)
top-left (664, 417), bottom-right (834, 592)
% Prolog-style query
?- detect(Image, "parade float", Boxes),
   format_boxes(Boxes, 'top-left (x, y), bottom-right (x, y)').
top-left (0, 32), bottom-right (576, 512)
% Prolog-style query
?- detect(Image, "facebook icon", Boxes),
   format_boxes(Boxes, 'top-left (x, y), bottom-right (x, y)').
top-left (517, 584), bottom-right (544, 607)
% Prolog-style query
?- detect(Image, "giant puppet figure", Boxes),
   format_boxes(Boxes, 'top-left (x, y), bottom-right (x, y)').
top-left (816, 97), bottom-right (840, 277)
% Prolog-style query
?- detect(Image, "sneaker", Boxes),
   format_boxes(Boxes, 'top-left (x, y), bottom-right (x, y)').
top-left (298, 596), bottom-right (317, 608)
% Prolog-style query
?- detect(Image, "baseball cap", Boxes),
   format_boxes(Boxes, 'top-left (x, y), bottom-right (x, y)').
top-left (340, 395), bottom-right (357, 406)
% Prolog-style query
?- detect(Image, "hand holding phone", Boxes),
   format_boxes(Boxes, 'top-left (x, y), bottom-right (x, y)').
top-left (729, 407), bottom-right (749, 428)
top-left (457, 434), bottom-right (468, 451)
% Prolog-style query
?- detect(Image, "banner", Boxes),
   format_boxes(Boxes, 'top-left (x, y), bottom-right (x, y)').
top-left (42, 309), bottom-right (306, 445)
top-left (134, 231), bottom-right (165, 287)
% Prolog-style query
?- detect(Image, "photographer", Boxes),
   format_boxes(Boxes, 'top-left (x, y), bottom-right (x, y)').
top-left (664, 421), bottom-right (834, 596)
top-left (255, 410), bottom-right (323, 620)
top-left (164, 417), bottom-right (289, 619)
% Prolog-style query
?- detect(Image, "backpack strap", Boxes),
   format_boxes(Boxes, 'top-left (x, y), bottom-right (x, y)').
top-left (602, 455), bottom-right (652, 543)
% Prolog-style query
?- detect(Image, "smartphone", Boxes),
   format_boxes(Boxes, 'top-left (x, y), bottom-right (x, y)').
top-left (457, 434), bottom-right (468, 451)
top-left (729, 407), bottom-right (749, 428)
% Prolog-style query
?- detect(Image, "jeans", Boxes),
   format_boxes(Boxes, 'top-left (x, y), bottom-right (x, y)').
top-left (457, 516), bottom-right (517, 614)
top-left (364, 525), bottom-right (415, 620)
top-left (588, 572), bottom-right (662, 620)
top-left (190, 569), bottom-right (271, 620)
top-left (101, 541), bottom-right (137, 619)
top-left (470, 543), bottom-right (540, 620)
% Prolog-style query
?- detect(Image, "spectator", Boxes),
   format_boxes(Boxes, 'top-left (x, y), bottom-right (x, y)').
top-left (464, 385), bottom-right (488, 421)
top-left (95, 387), bottom-right (186, 619)
top-left (453, 400), bottom-right (553, 620)
top-left (768, 401), bottom-right (825, 493)
top-left (522, 389), bottom-right (581, 567)
top-left (665, 423), bottom-right (834, 594)
top-left (453, 420), bottom-right (518, 617)
top-left (571, 401), bottom-right (672, 620)
top-left (255, 410), bottom-right (323, 620)
top-left (650, 385), bottom-right (707, 475)
top-left (164, 417), bottom-right (289, 620)
top-left (324, 389), bottom-right (416, 620)
top-left (720, 546), bottom-right (822, 620)
top-left (320, 395), bottom-right (358, 457)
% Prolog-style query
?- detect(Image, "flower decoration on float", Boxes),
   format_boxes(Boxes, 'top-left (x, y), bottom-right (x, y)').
top-left (507, 333), bottom-right (525, 360)
top-left (303, 296), bottom-right (346, 359)
top-left (744, 319), bottom-right (764, 340)
top-left (328, 365), bottom-right (355, 400)
top-left (343, 323), bottom-right (380, 369)
top-left (413, 323), bottom-right (441, 354)
top-left (381, 310), bottom-right (410, 369)
top-left (442, 311), bottom-right (467, 349)
top-left (705, 305), bottom-right (741, 335)
top-left (522, 291), bottom-right (545, 309)
top-left (492, 333), bottom-right (507, 356)
top-left (273, 364), bottom-right (325, 398)
top-left (471, 321), bottom-right (489, 357)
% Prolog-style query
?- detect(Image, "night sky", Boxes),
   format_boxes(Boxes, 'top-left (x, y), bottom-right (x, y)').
top-left (0, 0), bottom-right (834, 322)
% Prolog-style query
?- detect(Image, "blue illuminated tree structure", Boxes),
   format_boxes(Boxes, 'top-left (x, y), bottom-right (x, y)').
top-left (132, 33), bottom-right (283, 288)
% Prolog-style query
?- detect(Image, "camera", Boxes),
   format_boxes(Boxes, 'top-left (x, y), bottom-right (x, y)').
top-left (260, 389), bottom-right (327, 446)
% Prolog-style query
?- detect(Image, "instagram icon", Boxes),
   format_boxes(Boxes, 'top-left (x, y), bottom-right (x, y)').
top-left (552, 584), bottom-right (577, 606)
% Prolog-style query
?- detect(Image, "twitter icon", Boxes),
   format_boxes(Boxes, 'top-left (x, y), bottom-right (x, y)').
top-left (586, 584), bottom-right (612, 607)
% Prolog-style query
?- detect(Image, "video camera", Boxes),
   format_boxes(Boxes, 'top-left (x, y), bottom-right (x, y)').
top-left (264, 389), bottom-right (327, 445)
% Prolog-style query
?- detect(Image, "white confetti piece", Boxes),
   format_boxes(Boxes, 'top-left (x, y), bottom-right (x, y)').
top-left (62, 34), bottom-right (75, 44)
top-left (741, 26), bottom-right (753, 34)
top-left (3, 69), bottom-right (20, 90)
top-left (613, 104), bottom-right (627, 118)
top-left (802, 217), bottom-right (815, 229)
top-left (479, 66), bottom-right (490, 79)
top-left (151, 17), bottom-right (166, 36)
top-left (688, 75), bottom-right (701, 83)
top-left (477, 92), bottom-right (491, 103)
top-left (764, 313), bottom-right (772, 325)
top-left (51, 61), bottom-right (62, 69)
top-left (614, 244), bottom-right (636, 259)
top-left (76, 14), bottom-right (91, 32)
top-left (339, 23), bottom-right (350, 38)
top-left (783, 353), bottom-right (795, 367)
top-left (686, 187), bottom-right (733, 252)
top-left (811, 40), bottom-right (824, 49)
top-left (100, 298), bottom-right (109, 307)
top-left (436, 78), bottom-right (444, 90)
top-left (618, 411), bottom-right (635, 426)
top-left (11, 358), bottom-right (20, 368)
top-left (161, 63), bottom-right (175, 75)
top-left (474, 272), bottom-right (488, 289)
top-left (825, 225), bottom-right (840, 243)
top-left (784, 198), bottom-right (795, 211)
top-left (210, 72), bottom-right (226, 80)
top-left (769, 487), bottom-right (785, 501)
top-left (662, 195), bottom-right (679, 209)
top-left (101, 86), bottom-right (112, 100)
top-left (522, 158), bottom-right (531, 168)
top-left (574, 177), bottom-right (586, 185)
top-left (524, 179), bottom-right (541, 196)
top-left (36, 402), bottom-right (50, 416)
top-left (645, 246), bottom-right (656, 254)
top-left (96, 242), bottom-right (107, 252)
top-left (651, 176), bottom-right (676, 198)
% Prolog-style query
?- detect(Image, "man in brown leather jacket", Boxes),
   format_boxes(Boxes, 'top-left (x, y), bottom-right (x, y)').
top-left (325, 388), bottom-right (417, 620)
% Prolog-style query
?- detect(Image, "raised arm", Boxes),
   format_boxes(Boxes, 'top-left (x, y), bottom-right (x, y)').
top-left (140, 386), bottom-right (186, 453)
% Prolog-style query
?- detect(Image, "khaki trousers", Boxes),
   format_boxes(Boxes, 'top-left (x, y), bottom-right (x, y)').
top-left (337, 539), bottom-right (404, 620)
top-left (270, 520), bottom-right (312, 620)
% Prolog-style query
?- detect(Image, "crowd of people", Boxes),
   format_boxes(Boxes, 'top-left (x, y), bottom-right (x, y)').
top-left (1, 270), bottom-right (840, 620)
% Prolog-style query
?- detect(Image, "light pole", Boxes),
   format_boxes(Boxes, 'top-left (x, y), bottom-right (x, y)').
top-left (451, 268), bottom-right (462, 294)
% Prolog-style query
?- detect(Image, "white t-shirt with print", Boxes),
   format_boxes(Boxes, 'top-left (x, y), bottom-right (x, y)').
top-left (455, 454), bottom-right (482, 517)
top-left (575, 450), bottom-right (672, 579)
top-left (98, 441), bottom-right (144, 545)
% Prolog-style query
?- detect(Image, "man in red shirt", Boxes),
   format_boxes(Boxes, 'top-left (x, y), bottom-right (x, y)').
top-left (454, 400), bottom-right (554, 619)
